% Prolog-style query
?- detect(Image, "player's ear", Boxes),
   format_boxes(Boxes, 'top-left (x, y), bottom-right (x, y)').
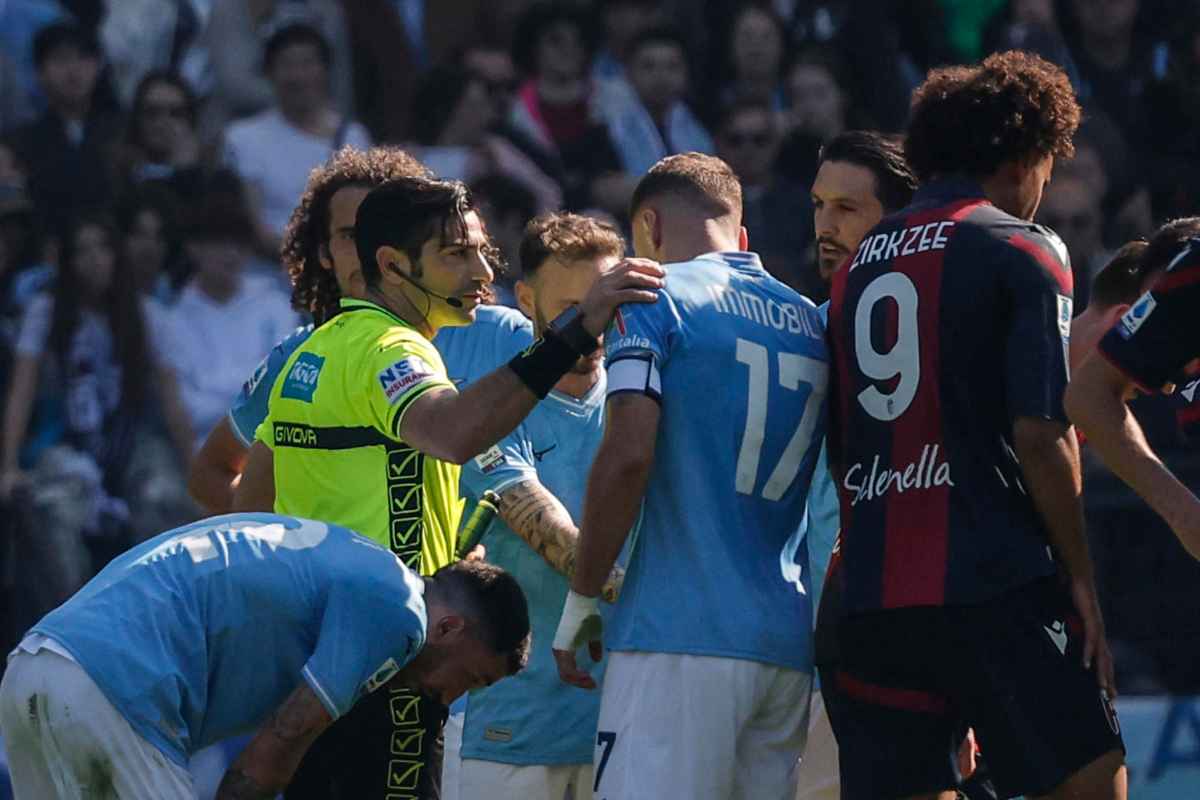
top-left (514, 279), bottom-right (536, 323)
top-left (436, 614), bottom-right (468, 642)
top-left (318, 242), bottom-right (334, 273)
top-left (647, 209), bottom-right (663, 252)
top-left (738, 225), bottom-right (749, 251)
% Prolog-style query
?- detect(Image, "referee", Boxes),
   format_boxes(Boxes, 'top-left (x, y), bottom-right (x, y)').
top-left (241, 176), bottom-right (662, 799)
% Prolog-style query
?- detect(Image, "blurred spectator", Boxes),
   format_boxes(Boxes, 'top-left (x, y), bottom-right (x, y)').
top-left (1036, 174), bottom-right (1108, 311)
top-left (472, 172), bottom-right (539, 305)
top-left (115, 183), bottom-right (185, 310)
top-left (115, 71), bottom-right (208, 202)
top-left (0, 139), bottom-right (49, 312)
top-left (341, 0), bottom-right (496, 143)
top-left (5, 21), bottom-right (120, 238)
top-left (715, 102), bottom-right (812, 293)
top-left (1142, 6), bottom-right (1200, 221)
top-left (593, 0), bottom-right (662, 84)
top-left (715, 3), bottom-right (788, 114)
top-left (982, 0), bottom-right (1080, 85)
top-left (508, 3), bottom-right (629, 213)
top-left (0, 0), bottom-right (68, 127)
top-left (410, 65), bottom-right (562, 212)
top-left (1062, 0), bottom-right (1161, 148)
top-left (161, 187), bottom-right (299, 450)
top-left (99, 0), bottom-right (211, 108)
top-left (604, 26), bottom-right (713, 176)
top-left (203, 0), bottom-right (353, 137)
top-left (774, 45), bottom-right (851, 188)
top-left (222, 22), bottom-right (370, 260)
top-left (0, 210), bottom-right (195, 634)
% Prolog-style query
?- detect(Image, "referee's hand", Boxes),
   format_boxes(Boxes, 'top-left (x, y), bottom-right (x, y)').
top-left (578, 258), bottom-right (665, 337)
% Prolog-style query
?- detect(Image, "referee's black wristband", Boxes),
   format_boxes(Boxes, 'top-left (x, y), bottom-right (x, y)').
top-left (508, 332), bottom-right (579, 398)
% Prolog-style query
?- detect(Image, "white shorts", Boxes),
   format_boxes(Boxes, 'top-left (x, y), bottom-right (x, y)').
top-left (0, 646), bottom-right (195, 800)
top-left (442, 708), bottom-right (594, 800)
top-left (793, 689), bottom-right (840, 800)
top-left (594, 651), bottom-right (812, 800)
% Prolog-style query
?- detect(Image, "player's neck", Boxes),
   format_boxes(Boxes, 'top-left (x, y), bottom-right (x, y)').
top-left (658, 223), bottom-right (741, 264)
top-left (554, 364), bottom-right (601, 399)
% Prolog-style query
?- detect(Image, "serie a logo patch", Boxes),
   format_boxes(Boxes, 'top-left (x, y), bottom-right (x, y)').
top-left (1119, 293), bottom-right (1157, 339)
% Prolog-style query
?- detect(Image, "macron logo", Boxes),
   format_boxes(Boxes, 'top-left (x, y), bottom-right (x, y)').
top-left (1045, 620), bottom-right (1067, 655)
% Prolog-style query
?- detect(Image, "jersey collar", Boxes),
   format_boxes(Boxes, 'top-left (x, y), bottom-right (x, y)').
top-left (339, 297), bottom-right (420, 330)
top-left (694, 251), bottom-right (765, 273)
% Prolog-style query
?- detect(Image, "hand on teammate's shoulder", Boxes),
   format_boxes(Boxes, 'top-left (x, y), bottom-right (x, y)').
top-left (579, 258), bottom-right (666, 336)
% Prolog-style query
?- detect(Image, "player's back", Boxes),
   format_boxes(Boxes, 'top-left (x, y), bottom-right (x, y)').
top-left (828, 179), bottom-right (1072, 614)
top-left (606, 251), bottom-right (827, 671)
top-left (32, 513), bottom-right (426, 765)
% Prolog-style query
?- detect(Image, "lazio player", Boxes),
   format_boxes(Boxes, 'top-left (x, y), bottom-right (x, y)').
top-left (554, 154), bottom-right (829, 800)
top-left (0, 513), bottom-right (530, 800)
top-left (452, 214), bottom-right (628, 800)
top-left (243, 176), bottom-right (662, 800)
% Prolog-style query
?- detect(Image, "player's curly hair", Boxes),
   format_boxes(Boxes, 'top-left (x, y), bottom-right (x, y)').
top-left (282, 146), bottom-right (432, 323)
top-left (904, 50), bottom-right (1080, 183)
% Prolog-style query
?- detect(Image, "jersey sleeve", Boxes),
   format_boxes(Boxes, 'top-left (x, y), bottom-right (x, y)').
top-left (1001, 229), bottom-right (1074, 423)
top-left (461, 421), bottom-right (537, 500)
top-left (231, 327), bottom-right (311, 446)
top-left (1099, 242), bottom-right (1200, 393)
top-left (604, 291), bottom-right (681, 403)
top-left (364, 328), bottom-right (456, 439)
top-left (301, 557), bottom-right (426, 720)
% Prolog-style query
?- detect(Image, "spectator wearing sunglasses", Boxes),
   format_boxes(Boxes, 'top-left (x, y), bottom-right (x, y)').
top-left (714, 102), bottom-right (812, 294)
top-left (116, 71), bottom-right (208, 205)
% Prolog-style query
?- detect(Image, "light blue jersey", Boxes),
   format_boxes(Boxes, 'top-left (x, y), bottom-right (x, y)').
top-left (604, 252), bottom-right (828, 672)
top-left (802, 302), bottom-right (839, 613)
top-left (460, 376), bottom-right (608, 766)
top-left (228, 306), bottom-right (533, 445)
top-left (31, 514), bottom-right (427, 768)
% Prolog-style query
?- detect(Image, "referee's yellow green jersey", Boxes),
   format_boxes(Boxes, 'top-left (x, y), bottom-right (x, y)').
top-left (256, 298), bottom-right (462, 574)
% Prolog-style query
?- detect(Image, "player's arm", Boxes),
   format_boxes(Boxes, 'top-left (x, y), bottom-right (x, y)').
top-left (232, 441), bottom-right (275, 512)
top-left (399, 258), bottom-right (663, 464)
top-left (497, 479), bottom-right (624, 603)
top-left (554, 394), bottom-right (660, 688)
top-left (215, 682), bottom-right (333, 799)
top-left (1066, 349), bottom-right (1200, 561)
top-left (188, 417), bottom-right (249, 514)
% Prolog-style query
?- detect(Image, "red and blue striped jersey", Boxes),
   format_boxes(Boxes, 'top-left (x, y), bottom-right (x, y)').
top-left (1100, 238), bottom-right (1200, 393)
top-left (827, 179), bottom-right (1070, 613)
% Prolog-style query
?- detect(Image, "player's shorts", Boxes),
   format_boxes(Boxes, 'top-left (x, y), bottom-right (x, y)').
top-left (594, 651), bottom-right (811, 800)
top-left (441, 709), bottom-right (464, 800)
top-left (459, 758), bottom-right (593, 800)
top-left (830, 576), bottom-right (1125, 799)
top-left (0, 645), bottom-right (194, 799)
top-left (286, 680), bottom-right (447, 799)
top-left (792, 689), bottom-right (839, 800)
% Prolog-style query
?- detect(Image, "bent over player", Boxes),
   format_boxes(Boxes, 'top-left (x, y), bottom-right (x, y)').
top-left (554, 153), bottom-right (828, 800)
top-left (0, 513), bottom-right (530, 799)
top-left (824, 51), bottom-right (1126, 799)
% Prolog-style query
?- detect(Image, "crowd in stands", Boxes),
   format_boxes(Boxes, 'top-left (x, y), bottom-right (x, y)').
top-left (0, 0), bottom-right (1199, 694)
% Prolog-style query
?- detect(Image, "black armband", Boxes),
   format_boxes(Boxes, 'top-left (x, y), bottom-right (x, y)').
top-left (508, 333), bottom-right (580, 398)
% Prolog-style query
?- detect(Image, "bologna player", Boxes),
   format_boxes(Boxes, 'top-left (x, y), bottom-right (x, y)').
top-left (824, 52), bottom-right (1126, 799)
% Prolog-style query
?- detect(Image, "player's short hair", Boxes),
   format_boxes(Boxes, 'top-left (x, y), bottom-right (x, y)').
top-left (282, 146), bottom-right (431, 323)
top-left (904, 50), bottom-right (1080, 183)
top-left (1089, 240), bottom-right (1151, 309)
top-left (630, 153), bottom-right (742, 222)
top-left (817, 131), bottom-right (918, 214)
top-left (434, 561), bottom-right (531, 674)
top-left (354, 177), bottom-right (478, 289)
top-left (1141, 216), bottom-right (1200, 276)
top-left (33, 21), bottom-right (99, 69)
top-left (263, 22), bottom-right (332, 72)
top-left (519, 213), bottom-right (625, 278)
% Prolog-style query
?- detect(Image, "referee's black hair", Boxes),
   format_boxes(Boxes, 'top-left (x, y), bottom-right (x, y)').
top-left (817, 131), bottom-right (917, 214)
top-left (433, 561), bottom-right (531, 674)
top-left (354, 178), bottom-right (477, 288)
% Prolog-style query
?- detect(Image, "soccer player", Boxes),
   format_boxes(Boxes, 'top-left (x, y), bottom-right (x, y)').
top-left (553, 153), bottom-right (828, 800)
top-left (243, 176), bottom-right (660, 800)
top-left (799, 129), bottom-right (917, 800)
top-left (448, 213), bottom-right (629, 799)
top-left (0, 513), bottom-right (530, 800)
top-left (824, 51), bottom-right (1126, 799)
top-left (1067, 218), bottom-right (1200, 561)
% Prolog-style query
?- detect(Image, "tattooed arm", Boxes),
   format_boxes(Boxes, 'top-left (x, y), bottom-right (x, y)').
top-left (215, 682), bottom-right (333, 799)
top-left (497, 479), bottom-right (624, 603)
